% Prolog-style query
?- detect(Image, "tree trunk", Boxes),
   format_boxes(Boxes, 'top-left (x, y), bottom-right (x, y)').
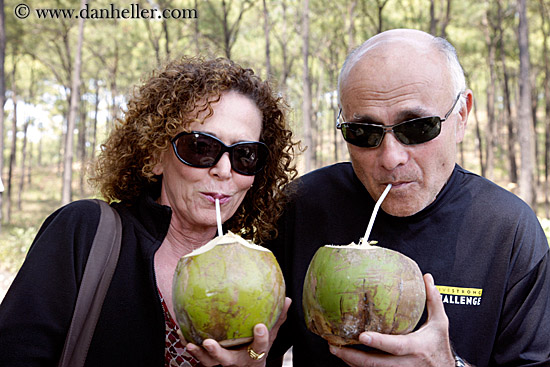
top-left (497, 0), bottom-right (518, 183)
top-left (0, 0), bottom-right (5, 230)
top-left (440, 0), bottom-right (452, 38)
top-left (540, 0), bottom-right (550, 217)
top-left (376, 0), bottom-right (389, 33)
top-left (6, 62), bottom-right (17, 223)
top-left (483, 7), bottom-right (497, 180)
top-left (17, 119), bottom-right (29, 211)
top-left (162, 17), bottom-right (170, 59)
top-left (222, 0), bottom-right (231, 59)
top-left (347, 0), bottom-right (357, 51)
top-left (275, 0), bottom-right (294, 93)
top-left (194, 0), bottom-right (200, 55)
top-left (531, 73), bottom-right (540, 187)
top-left (263, 0), bottom-right (272, 78)
top-left (312, 75), bottom-right (323, 168)
top-left (430, 0), bottom-right (437, 35)
top-left (517, 0), bottom-right (536, 209)
top-left (473, 95), bottom-right (485, 176)
top-left (78, 99), bottom-right (87, 197)
top-left (26, 142), bottom-right (31, 186)
top-left (145, 18), bottom-right (161, 66)
top-left (108, 38), bottom-right (119, 132)
top-left (62, 0), bottom-right (87, 205)
top-left (302, 0), bottom-right (313, 173)
top-left (37, 124), bottom-right (43, 167)
top-left (91, 78), bottom-right (100, 160)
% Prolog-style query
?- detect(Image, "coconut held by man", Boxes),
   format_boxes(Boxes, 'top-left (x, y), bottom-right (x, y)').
top-left (302, 184), bottom-right (427, 346)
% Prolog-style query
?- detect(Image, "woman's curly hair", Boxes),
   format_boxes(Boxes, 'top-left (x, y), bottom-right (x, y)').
top-left (89, 56), bottom-right (298, 244)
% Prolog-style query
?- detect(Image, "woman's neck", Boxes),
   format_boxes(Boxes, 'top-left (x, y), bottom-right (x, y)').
top-left (162, 224), bottom-right (217, 259)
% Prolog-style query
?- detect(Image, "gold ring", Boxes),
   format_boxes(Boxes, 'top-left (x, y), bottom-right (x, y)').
top-left (247, 345), bottom-right (265, 361)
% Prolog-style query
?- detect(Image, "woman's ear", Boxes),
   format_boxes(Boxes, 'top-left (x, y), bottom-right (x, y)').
top-left (152, 152), bottom-right (164, 176)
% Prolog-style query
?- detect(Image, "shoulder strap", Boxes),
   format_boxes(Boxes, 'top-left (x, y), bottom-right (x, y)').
top-left (58, 199), bottom-right (122, 367)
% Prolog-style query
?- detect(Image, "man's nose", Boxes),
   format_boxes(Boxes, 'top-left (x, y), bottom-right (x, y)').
top-left (377, 132), bottom-right (409, 170)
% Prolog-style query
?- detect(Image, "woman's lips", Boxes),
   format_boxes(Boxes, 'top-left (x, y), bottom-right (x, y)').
top-left (201, 192), bottom-right (231, 204)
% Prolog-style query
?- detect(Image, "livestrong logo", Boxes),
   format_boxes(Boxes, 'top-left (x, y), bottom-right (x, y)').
top-left (436, 285), bottom-right (483, 306)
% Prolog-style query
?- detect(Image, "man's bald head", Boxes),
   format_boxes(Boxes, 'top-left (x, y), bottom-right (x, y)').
top-left (338, 29), bottom-right (466, 107)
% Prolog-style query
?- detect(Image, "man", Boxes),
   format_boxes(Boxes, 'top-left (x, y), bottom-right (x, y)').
top-left (266, 29), bottom-right (550, 367)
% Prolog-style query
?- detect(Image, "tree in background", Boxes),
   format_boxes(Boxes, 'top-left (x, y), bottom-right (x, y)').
top-left (0, 0), bottom-right (549, 219)
top-left (61, 0), bottom-right (86, 205)
top-left (0, 0), bottom-right (5, 231)
top-left (517, 0), bottom-right (536, 208)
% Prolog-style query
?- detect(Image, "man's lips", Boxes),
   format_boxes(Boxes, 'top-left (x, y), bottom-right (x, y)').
top-left (201, 192), bottom-right (231, 204)
top-left (381, 181), bottom-right (414, 190)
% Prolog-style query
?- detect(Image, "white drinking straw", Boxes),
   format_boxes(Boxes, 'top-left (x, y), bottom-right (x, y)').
top-left (362, 184), bottom-right (392, 245)
top-left (215, 198), bottom-right (223, 236)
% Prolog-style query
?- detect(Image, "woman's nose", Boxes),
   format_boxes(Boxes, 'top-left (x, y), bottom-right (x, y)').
top-left (210, 152), bottom-right (232, 179)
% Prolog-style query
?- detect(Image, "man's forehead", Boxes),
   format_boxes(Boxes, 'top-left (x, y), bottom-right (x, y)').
top-left (346, 30), bottom-right (434, 67)
top-left (355, 40), bottom-right (433, 68)
top-left (338, 29), bottom-right (452, 110)
top-left (344, 45), bottom-right (445, 94)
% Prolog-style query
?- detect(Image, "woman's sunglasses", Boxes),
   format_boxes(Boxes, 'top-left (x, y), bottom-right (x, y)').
top-left (171, 131), bottom-right (269, 176)
top-left (336, 94), bottom-right (461, 148)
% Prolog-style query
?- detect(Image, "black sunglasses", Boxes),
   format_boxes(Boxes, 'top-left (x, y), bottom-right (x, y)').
top-left (336, 94), bottom-right (461, 148)
top-left (171, 131), bottom-right (269, 176)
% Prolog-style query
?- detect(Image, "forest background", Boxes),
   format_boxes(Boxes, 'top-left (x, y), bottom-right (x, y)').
top-left (1, 0), bottom-right (550, 292)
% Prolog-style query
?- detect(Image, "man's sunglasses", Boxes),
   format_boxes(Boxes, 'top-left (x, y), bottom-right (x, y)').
top-left (171, 131), bottom-right (269, 176)
top-left (336, 94), bottom-right (461, 148)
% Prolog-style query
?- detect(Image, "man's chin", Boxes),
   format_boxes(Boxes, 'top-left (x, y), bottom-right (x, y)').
top-left (381, 200), bottom-right (426, 217)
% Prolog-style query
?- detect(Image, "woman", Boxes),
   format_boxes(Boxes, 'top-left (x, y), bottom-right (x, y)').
top-left (0, 57), bottom-right (297, 366)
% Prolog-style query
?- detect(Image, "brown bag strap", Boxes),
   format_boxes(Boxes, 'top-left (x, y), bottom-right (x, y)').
top-left (58, 199), bottom-right (122, 367)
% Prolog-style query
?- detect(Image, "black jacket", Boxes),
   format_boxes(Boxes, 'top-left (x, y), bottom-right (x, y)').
top-left (0, 196), bottom-right (172, 366)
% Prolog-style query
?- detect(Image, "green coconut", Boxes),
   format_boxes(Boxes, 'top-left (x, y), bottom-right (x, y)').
top-left (172, 231), bottom-right (286, 347)
top-left (302, 241), bottom-right (426, 346)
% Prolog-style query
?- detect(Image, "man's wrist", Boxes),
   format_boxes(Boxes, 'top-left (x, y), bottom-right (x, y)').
top-left (454, 354), bottom-right (466, 367)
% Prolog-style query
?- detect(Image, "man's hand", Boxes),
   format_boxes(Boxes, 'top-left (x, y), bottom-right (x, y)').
top-left (329, 274), bottom-right (455, 367)
top-left (185, 297), bottom-right (292, 367)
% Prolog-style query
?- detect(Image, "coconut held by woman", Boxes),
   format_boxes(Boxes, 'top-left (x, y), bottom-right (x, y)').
top-left (302, 184), bottom-right (427, 346)
top-left (173, 199), bottom-right (286, 349)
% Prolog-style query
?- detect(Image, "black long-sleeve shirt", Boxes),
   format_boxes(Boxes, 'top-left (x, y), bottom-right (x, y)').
top-left (266, 163), bottom-right (550, 367)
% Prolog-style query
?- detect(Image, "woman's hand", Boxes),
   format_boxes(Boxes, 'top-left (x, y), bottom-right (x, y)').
top-left (185, 297), bottom-right (292, 366)
top-left (329, 274), bottom-right (456, 367)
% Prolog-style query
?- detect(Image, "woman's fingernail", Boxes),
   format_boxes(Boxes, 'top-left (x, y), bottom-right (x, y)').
top-left (329, 345), bottom-right (339, 355)
top-left (254, 325), bottom-right (265, 336)
top-left (203, 342), bottom-right (215, 352)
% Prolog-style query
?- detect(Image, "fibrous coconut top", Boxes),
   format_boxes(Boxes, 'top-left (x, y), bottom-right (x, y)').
top-left (325, 240), bottom-right (379, 249)
top-left (184, 231), bottom-right (271, 257)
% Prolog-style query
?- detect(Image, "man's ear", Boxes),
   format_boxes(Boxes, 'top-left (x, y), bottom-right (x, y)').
top-left (455, 89), bottom-right (473, 144)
